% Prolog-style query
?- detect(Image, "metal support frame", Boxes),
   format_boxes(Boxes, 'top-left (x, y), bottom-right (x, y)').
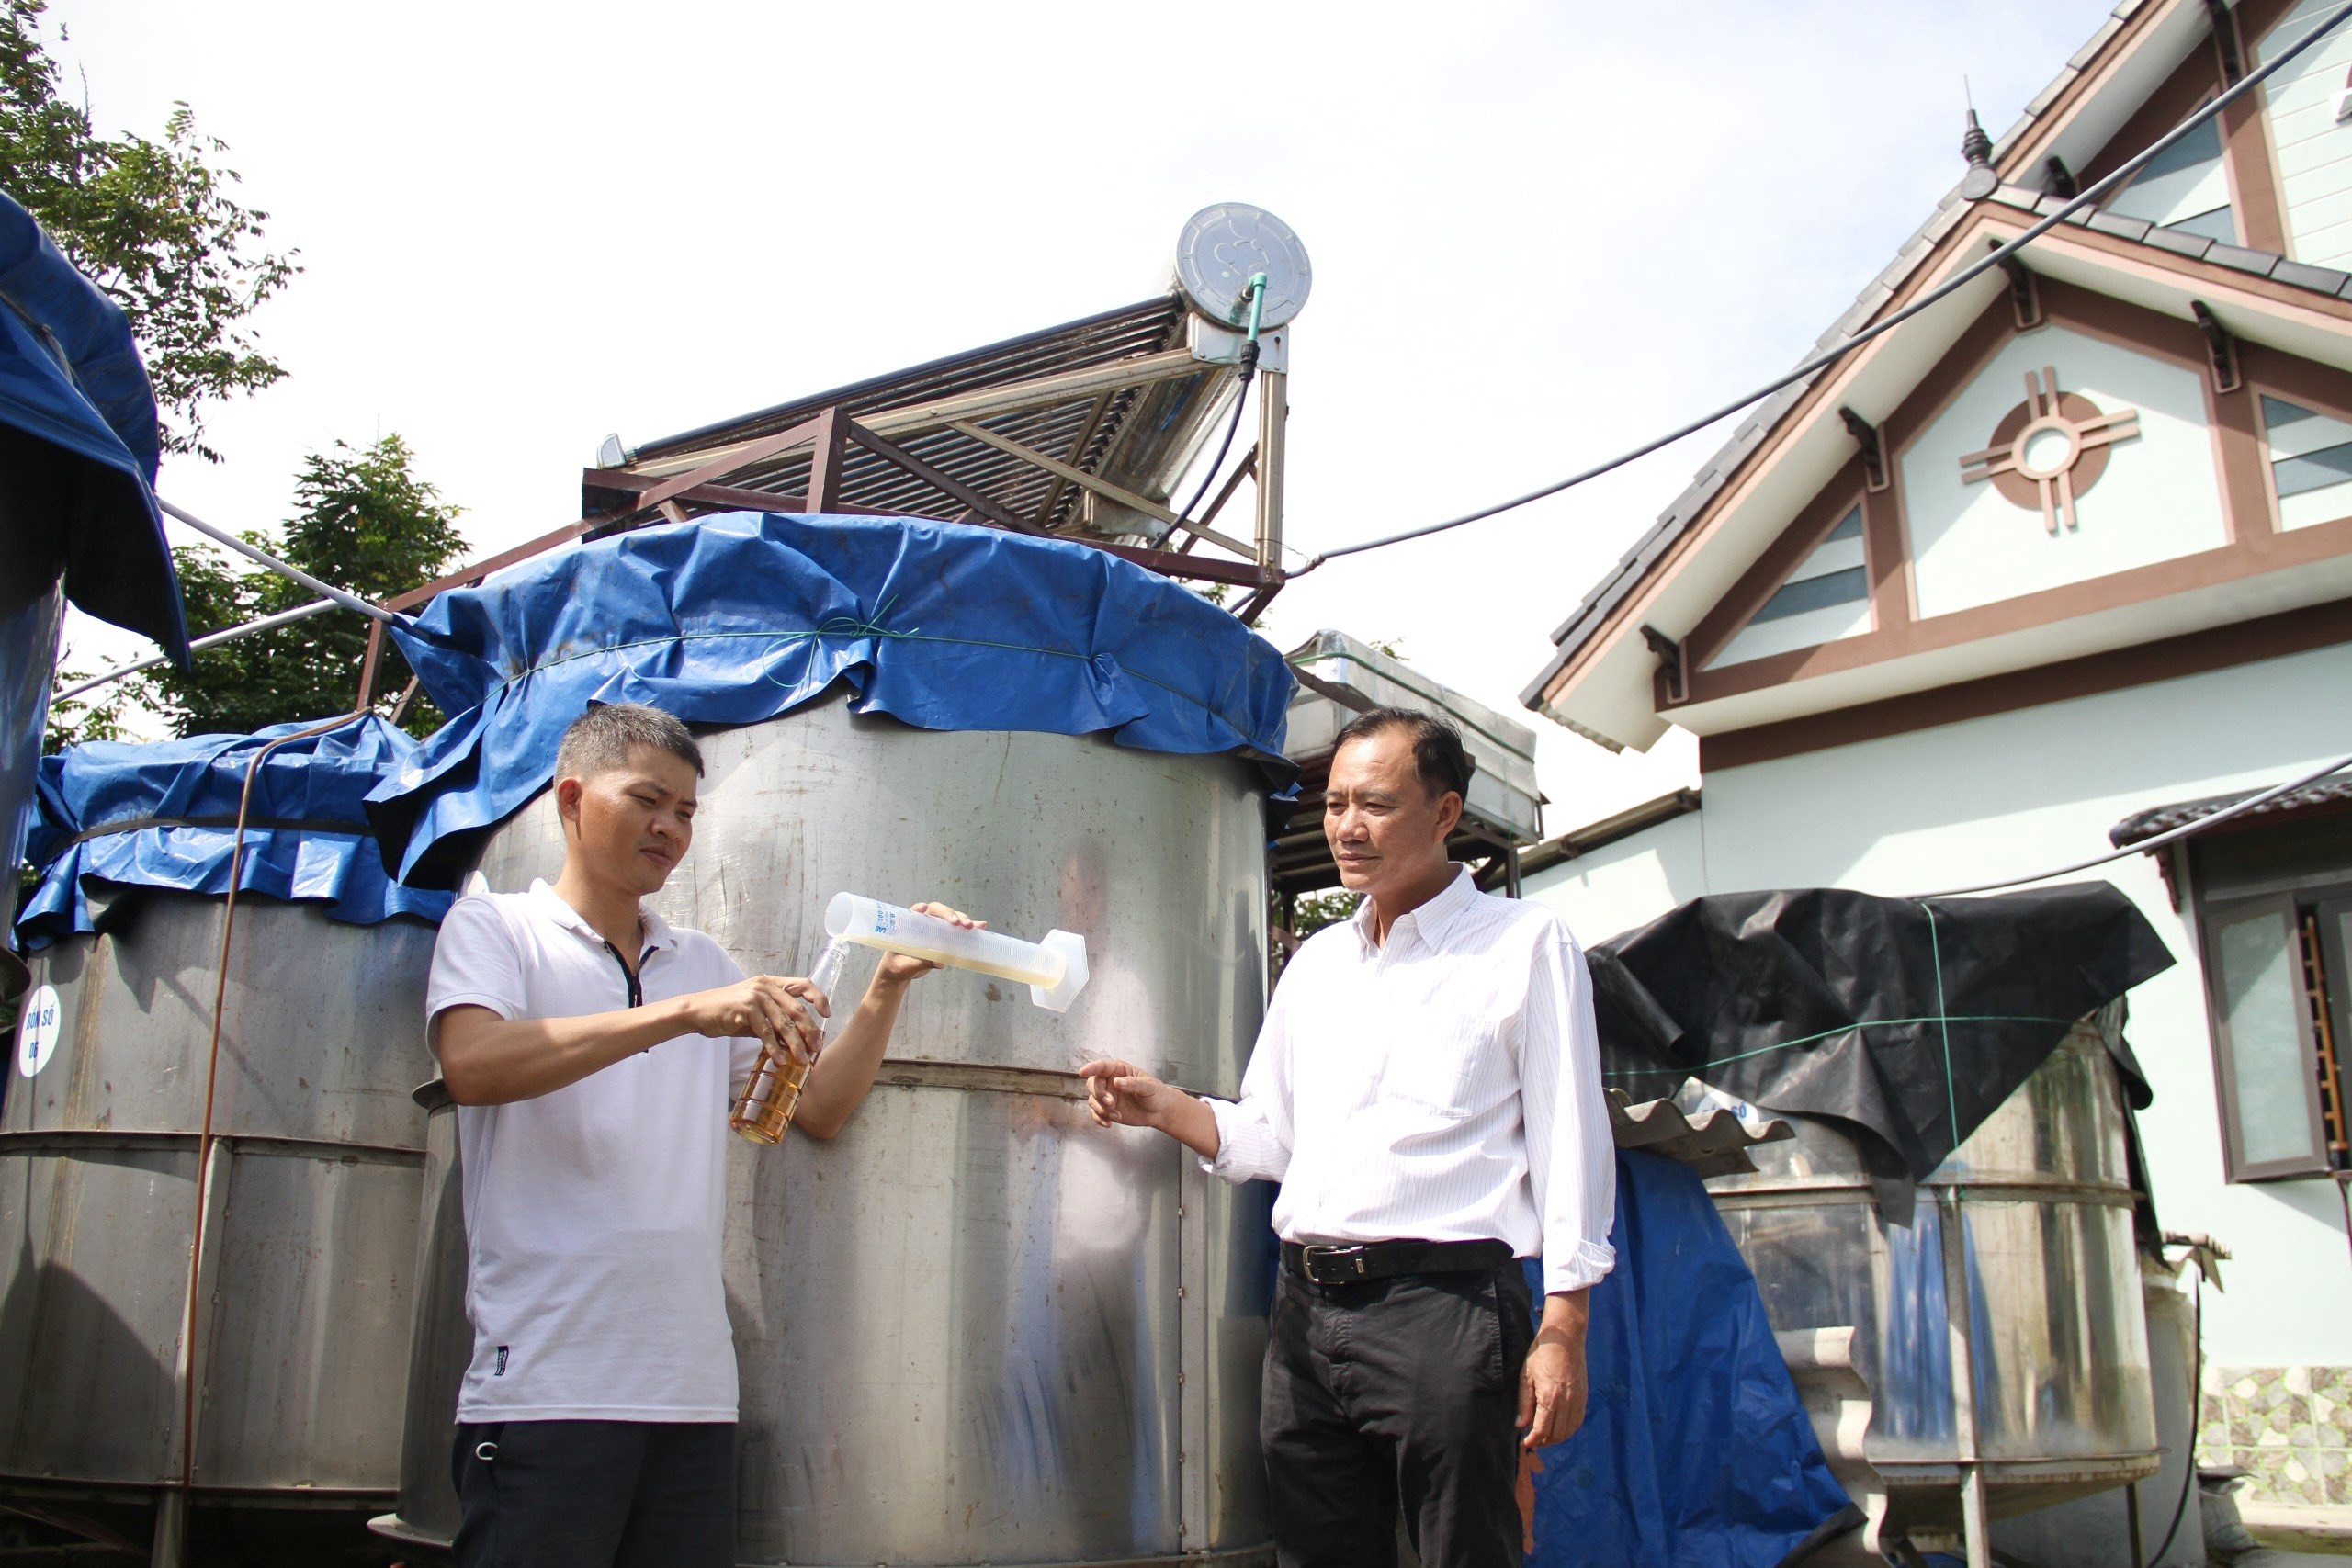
top-left (2205, 0), bottom-right (2244, 84)
top-left (1839, 406), bottom-right (1890, 491)
top-left (1990, 239), bottom-right (2043, 329)
top-left (2192, 300), bottom-right (2242, 393)
top-left (1640, 625), bottom-right (1688, 705)
top-left (1939, 1190), bottom-right (1992, 1568)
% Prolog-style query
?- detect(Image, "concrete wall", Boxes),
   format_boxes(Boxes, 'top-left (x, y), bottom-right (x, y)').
top-left (1528, 642), bottom-right (2352, 1370)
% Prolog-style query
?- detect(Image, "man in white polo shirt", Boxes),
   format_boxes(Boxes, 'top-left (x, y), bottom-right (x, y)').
top-left (426, 702), bottom-right (971, 1567)
top-left (1080, 706), bottom-right (1614, 1568)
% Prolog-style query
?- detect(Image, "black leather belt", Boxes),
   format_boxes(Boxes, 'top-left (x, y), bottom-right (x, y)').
top-left (1282, 1238), bottom-right (1516, 1287)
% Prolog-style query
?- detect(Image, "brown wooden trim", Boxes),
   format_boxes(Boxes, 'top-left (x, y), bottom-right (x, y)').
top-left (1688, 509), bottom-right (2352, 705)
top-left (1697, 597), bottom-right (2352, 770)
top-left (1535, 203), bottom-right (2352, 715)
top-left (2233, 0), bottom-right (2307, 256)
top-left (1861, 453), bottom-right (1912, 636)
top-left (1685, 461), bottom-right (1870, 670)
top-left (1682, 279), bottom-right (2352, 705)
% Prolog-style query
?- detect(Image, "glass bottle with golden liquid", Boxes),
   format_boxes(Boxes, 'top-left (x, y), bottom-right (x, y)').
top-left (729, 937), bottom-right (850, 1145)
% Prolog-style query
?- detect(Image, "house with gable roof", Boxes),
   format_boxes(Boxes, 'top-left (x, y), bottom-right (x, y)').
top-left (1518, 0), bottom-right (2352, 1515)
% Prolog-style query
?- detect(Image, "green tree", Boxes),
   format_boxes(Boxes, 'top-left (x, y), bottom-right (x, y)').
top-left (2, 0), bottom-right (300, 461)
top-left (141, 435), bottom-right (465, 739)
top-left (41, 649), bottom-right (132, 750)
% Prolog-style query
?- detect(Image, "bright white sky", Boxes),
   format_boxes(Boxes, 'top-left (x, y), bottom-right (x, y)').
top-left (48, 0), bottom-right (2117, 834)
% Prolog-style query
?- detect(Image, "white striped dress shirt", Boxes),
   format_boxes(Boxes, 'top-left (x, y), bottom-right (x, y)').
top-left (1206, 865), bottom-right (1617, 1295)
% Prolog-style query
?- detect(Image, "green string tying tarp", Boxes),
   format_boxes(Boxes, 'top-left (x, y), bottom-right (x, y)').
top-left (1587, 882), bottom-right (2174, 1210)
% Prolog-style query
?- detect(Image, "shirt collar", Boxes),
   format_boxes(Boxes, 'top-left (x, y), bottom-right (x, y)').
top-left (527, 877), bottom-right (680, 954)
top-left (1351, 863), bottom-right (1480, 953)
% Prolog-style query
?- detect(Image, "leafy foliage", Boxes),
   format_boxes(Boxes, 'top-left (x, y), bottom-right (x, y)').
top-left (1, 0), bottom-right (300, 461)
top-left (140, 436), bottom-right (465, 739)
top-left (42, 652), bottom-right (132, 750)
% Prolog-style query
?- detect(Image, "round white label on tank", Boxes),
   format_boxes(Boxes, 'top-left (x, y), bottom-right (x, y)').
top-left (16, 984), bottom-right (59, 1077)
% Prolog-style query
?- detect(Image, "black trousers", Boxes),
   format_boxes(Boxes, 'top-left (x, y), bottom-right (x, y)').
top-left (1261, 1261), bottom-right (1535, 1568)
top-left (451, 1419), bottom-right (735, 1568)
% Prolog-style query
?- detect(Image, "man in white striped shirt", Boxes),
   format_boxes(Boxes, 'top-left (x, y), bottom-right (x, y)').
top-left (1081, 707), bottom-right (1615, 1568)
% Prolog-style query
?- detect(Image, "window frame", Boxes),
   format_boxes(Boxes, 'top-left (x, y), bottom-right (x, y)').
top-left (2196, 886), bottom-right (2335, 1183)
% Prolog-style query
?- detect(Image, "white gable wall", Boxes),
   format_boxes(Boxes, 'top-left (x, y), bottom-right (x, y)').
top-left (1526, 644), bottom-right (2352, 1369)
top-left (2260, 0), bottom-right (2352, 270)
top-left (1901, 326), bottom-right (2228, 620)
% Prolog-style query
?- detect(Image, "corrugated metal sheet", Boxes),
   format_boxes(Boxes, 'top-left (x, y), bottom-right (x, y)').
top-left (2108, 773), bottom-right (2352, 846)
top-left (1609, 1089), bottom-right (1791, 1178)
top-left (610, 296), bottom-right (1239, 537)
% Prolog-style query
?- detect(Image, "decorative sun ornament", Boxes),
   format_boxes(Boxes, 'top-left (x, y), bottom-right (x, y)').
top-left (1958, 367), bottom-right (2141, 534)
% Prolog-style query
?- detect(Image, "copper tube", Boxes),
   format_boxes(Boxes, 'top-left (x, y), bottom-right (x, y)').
top-left (172, 709), bottom-right (371, 1549)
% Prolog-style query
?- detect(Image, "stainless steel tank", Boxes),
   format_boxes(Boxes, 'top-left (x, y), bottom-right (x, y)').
top-left (0, 889), bottom-right (437, 1550)
top-left (1702, 1015), bottom-right (2156, 1541)
top-left (379, 691), bottom-right (1275, 1566)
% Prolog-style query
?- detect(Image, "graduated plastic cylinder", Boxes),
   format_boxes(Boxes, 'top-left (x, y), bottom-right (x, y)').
top-left (824, 892), bottom-right (1090, 1011)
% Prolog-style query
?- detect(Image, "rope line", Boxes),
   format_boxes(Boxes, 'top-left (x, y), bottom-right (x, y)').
top-left (1922, 901), bottom-right (1962, 1148)
top-left (1601, 1010), bottom-right (2075, 1079)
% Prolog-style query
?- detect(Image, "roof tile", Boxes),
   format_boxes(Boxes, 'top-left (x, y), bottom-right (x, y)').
top-left (2204, 242), bottom-right (2282, 277)
top-left (2141, 225), bottom-right (2215, 260)
top-left (2026, 66), bottom-right (2080, 118)
top-left (2270, 257), bottom-right (2349, 293)
top-left (2071, 17), bottom-right (2127, 69)
top-left (2085, 209), bottom-right (2154, 243)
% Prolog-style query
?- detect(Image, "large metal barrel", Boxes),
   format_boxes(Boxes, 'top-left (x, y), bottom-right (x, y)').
top-left (0, 890), bottom-right (437, 1548)
top-left (380, 690), bottom-right (1274, 1566)
top-left (1702, 1016), bottom-right (2156, 1539)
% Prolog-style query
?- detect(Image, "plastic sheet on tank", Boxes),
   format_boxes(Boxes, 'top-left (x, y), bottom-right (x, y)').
top-left (0, 191), bottom-right (185, 656)
top-left (1524, 1150), bottom-right (1858, 1568)
top-left (1587, 883), bottom-right (2174, 1201)
top-left (16, 715), bottom-right (452, 946)
top-left (366, 510), bottom-right (1295, 885)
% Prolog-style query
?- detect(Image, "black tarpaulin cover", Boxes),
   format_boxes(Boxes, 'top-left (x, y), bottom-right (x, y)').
top-left (1589, 883), bottom-right (2173, 1208)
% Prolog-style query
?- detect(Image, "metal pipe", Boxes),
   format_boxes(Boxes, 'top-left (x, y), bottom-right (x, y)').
top-left (172, 709), bottom-right (374, 1562)
top-left (52, 596), bottom-right (345, 703)
top-left (158, 500), bottom-right (398, 624)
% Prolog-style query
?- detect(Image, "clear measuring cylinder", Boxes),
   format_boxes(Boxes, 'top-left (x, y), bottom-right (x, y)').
top-left (729, 936), bottom-right (849, 1145)
top-left (825, 893), bottom-right (1089, 1012)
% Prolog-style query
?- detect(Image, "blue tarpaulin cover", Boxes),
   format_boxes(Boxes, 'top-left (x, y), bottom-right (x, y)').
top-left (17, 715), bottom-right (453, 946)
top-left (1523, 1151), bottom-right (1857, 1568)
top-left (368, 510), bottom-right (1295, 886)
top-left (0, 190), bottom-right (185, 657)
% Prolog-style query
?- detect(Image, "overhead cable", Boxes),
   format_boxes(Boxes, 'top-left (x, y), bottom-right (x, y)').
top-left (160, 499), bottom-right (400, 623)
top-left (1911, 749), bottom-right (2352, 901)
top-left (52, 595), bottom-right (345, 704)
top-left (1301, 0), bottom-right (2352, 570)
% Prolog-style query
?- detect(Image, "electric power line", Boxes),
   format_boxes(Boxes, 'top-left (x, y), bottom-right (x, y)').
top-left (1301, 0), bottom-right (2352, 569)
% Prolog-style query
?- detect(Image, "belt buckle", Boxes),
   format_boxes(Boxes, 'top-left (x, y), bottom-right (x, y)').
top-left (1301, 1244), bottom-right (1369, 1285)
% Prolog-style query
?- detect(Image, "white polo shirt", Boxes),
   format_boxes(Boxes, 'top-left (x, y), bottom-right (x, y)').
top-left (425, 879), bottom-right (763, 1424)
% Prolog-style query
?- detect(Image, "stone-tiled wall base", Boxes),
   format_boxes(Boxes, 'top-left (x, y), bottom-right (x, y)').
top-left (2198, 1364), bottom-right (2352, 1506)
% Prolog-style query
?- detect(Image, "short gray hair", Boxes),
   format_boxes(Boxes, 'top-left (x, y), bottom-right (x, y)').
top-left (554, 702), bottom-right (704, 783)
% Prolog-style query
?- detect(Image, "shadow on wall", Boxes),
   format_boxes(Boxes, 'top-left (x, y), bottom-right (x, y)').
top-left (0, 1168), bottom-right (183, 1487)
